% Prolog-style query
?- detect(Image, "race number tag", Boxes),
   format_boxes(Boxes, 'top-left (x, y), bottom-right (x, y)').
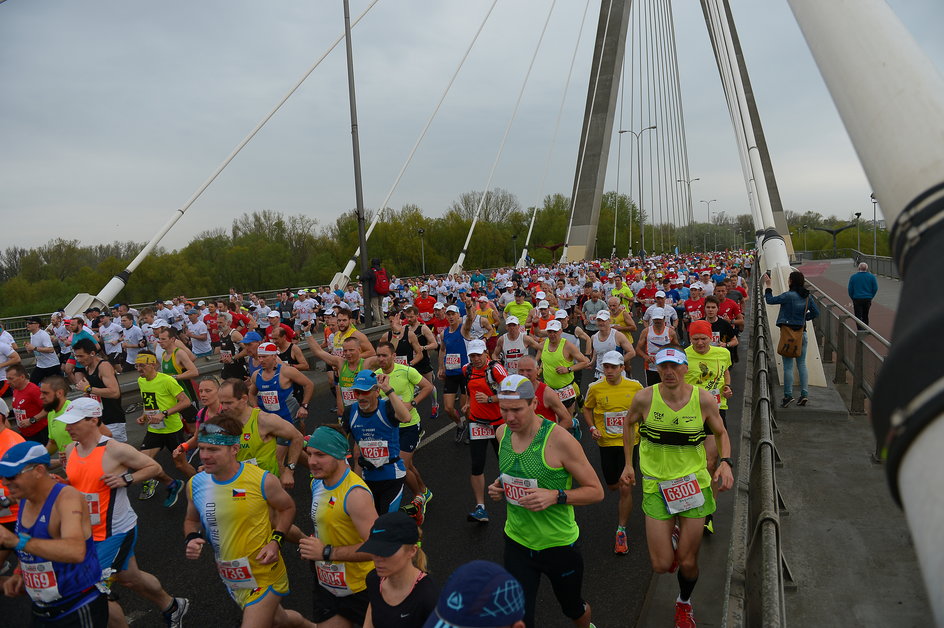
top-left (689, 310), bottom-right (703, 321)
top-left (241, 457), bottom-right (259, 467)
top-left (711, 332), bottom-right (721, 346)
top-left (260, 391), bottom-right (280, 411)
top-left (144, 410), bottom-right (165, 431)
top-left (13, 408), bottom-right (29, 428)
top-left (603, 411), bottom-right (627, 436)
top-left (359, 440), bottom-right (390, 467)
top-left (504, 358), bottom-right (519, 373)
top-left (316, 561), bottom-right (353, 597)
top-left (340, 388), bottom-right (357, 404)
top-left (469, 423), bottom-right (496, 440)
top-left (21, 561), bottom-right (61, 603)
top-left (220, 349), bottom-right (232, 360)
top-left (709, 389), bottom-right (722, 404)
top-left (84, 493), bottom-right (101, 525)
top-left (500, 474), bottom-right (538, 507)
top-left (394, 356), bottom-right (408, 366)
top-left (658, 474), bottom-right (705, 515)
top-left (217, 557), bottom-right (258, 590)
top-left (556, 384), bottom-right (576, 401)
top-left (445, 353), bottom-right (461, 369)
top-left (420, 312), bottom-right (432, 321)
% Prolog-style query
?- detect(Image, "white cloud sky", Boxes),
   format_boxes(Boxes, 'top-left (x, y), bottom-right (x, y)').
top-left (2, 0), bottom-right (941, 252)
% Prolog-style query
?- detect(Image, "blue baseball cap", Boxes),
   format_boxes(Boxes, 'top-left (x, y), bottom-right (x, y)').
top-left (423, 561), bottom-right (525, 628)
top-left (351, 369), bottom-right (378, 392)
top-left (0, 442), bottom-right (52, 478)
top-left (241, 331), bottom-right (263, 344)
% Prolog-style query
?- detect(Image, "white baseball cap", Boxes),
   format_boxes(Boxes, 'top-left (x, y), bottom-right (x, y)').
top-left (538, 300), bottom-right (549, 309)
top-left (467, 339), bottom-right (488, 355)
top-left (478, 296), bottom-right (489, 302)
top-left (650, 310), bottom-right (666, 320)
top-left (546, 320), bottom-right (562, 332)
top-left (506, 316), bottom-right (519, 325)
top-left (655, 290), bottom-right (666, 298)
top-left (433, 302), bottom-right (445, 310)
top-left (536, 291), bottom-right (546, 299)
top-left (595, 310), bottom-right (610, 321)
top-left (554, 310), bottom-right (567, 320)
top-left (445, 305), bottom-right (460, 314)
top-left (601, 350), bottom-right (624, 366)
top-left (55, 397), bottom-right (103, 424)
top-left (655, 347), bottom-right (688, 365)
top-left (267, 311), bottom-right (280, 318)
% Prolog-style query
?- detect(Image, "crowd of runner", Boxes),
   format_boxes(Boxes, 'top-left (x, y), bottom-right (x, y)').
top-left (0, 250), bottom-right (754, 628)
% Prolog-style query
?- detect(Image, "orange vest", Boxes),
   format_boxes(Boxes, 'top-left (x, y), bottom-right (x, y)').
top-left (0, 429), bottom-right (24, 523)
top-left (66, 438), bottom-right (136, 540)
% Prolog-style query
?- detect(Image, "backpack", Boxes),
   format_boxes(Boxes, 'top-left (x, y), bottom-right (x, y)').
top-left (374, 267), bottom-right (390, 295)
top-left (462, 360), bottom-right (502, 394)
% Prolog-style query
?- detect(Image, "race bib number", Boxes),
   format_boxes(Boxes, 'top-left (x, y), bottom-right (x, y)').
top-left (359, 440), bottom-right (390, 467)
top-left (220, 349), bottom-right (232, 360)
top-left (504, 358), bottom-right (519, 373)
top-left (501, 474), bottom-right (538, 507)
top-left (556, 384), bottom-right (576, 401)
top-left (332, 346), bottom-right (344, 358)
top-left (603, 411), bottom-right (627, 436)
top-left (316, 561), bottom-right (353, 596)
top-left (709, 389), bottom-right (722, 404)
top-left (241, 457), bottom-right (258, 467)
top-left (217, 557), bottom-right (258, 590)
top-left (445, 353), bottom-right (461, 369)
top-left (711, 332), bottom-right (721, 346)
top-left (260, 391), bottom-right (280, 411)
top-left (689, 309), bottom-right (703, 321)
top-left (84, 493), bottom-right (101, 525)
top-left (13, 408), bottom-right (29, 428)
top-left (340, 388), bottom-right (357, 405)
top-left (144, 410), bottom-right (165, 431)
top-left (420, 312), bottom-right (432, 321)
top-left (394, 356), bottom-right (408, 366)
top-left (22, 562), bottom-right (61, 603)
top-left (469, 423), bottom-right (496, 440)
top-left (658, 474), bottom-right (705, 515)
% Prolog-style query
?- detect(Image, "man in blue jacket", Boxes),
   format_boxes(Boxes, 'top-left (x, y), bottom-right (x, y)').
top-left (847, 262), bottom-right (879, 326)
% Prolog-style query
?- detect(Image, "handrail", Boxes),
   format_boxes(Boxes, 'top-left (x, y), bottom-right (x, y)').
top-left (724, 267), bottom-right (790, 627)
top-left (805, 280), bottom-right (890, 349)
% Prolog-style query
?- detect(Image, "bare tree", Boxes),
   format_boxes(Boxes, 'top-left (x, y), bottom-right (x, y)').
top-left (449, 188), bottom-right (520, 223)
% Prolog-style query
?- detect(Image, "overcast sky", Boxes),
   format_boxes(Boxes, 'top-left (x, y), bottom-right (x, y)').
top-left (2, 0), bottom-right (942, 253)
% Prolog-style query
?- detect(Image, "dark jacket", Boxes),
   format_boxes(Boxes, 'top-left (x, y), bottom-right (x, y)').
top-left (847, 271), bottom-right (879, 300)
top-left (765, 287), bottom-right (819, 328)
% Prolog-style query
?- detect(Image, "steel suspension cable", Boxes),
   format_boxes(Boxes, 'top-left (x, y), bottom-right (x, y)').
top-left (666, 0), bottom-right (693, 242)
top-left (520, 0), bottom-right (592, 268)
top-left (452, 0), bottom-right (559, 274)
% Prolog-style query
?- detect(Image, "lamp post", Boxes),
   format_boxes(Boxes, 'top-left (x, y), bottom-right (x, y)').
top-left (854, 212), bottom-right (862, 252)
top-left (700, 199), bottom-right (717, 251)
top-left (418, 228), bottom-right (426, 274)
top-left (677, 176), bottom-right (700, 251)
top-left (512, 234), bottom-right (518, 263)
top-left (619, 125), bottom-right (657, 258)
top-left (803, 224), bottom-right (809, 251)
top-left (871, 192), bottom-right (878, 255)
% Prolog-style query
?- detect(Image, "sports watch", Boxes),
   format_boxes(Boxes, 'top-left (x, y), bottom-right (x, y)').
top-left (720, 457), bottom-right (735, 468)
top-left (556, 489), bottom-right (568, 505)
top-left (121, 472), bottom-right (135, 486)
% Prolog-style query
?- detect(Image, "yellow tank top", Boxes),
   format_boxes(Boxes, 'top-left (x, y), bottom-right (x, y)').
top-left (237, 408), bottom-right (279, 476)
top-left (639, 385), bottom-right (711, 494)
top-left (310, 468), bottom-right (374, 595)
top-left (332, 326), bottom-right (357, 356)
top-left (541, 338), bottom-right (574, 390)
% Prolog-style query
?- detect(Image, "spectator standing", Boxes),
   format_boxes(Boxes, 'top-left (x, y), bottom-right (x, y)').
top-left (847, 262), bottom-right (879, 327)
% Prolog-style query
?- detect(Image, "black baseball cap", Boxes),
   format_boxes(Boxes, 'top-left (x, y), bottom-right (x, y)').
top-left (25, 316), bottom-right (42, 325)
top-left (358, 511), bottom-right (419, 557)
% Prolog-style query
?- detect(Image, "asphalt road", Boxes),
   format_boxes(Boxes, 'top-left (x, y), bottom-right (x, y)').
top-left (2, 344), bottom-right (747, 628)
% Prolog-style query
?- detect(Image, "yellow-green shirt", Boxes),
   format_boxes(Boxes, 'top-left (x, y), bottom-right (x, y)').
top-left (611, 285), bottom-right (634, 309)
top-left (377, 364), bottom-right (423, 427)
top-left (684, 345), bottom-right (732, 411)
top-left (137, 373), bottom-right (185, 434)
top-left (503, 301), bottom-right (533, 322)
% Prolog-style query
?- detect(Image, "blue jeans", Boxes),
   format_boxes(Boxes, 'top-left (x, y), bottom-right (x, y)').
top-left (781, 331), bottom-right (808, 398)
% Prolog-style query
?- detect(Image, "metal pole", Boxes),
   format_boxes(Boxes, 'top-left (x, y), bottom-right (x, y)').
top-left (855, 212), bottom-right (861, 251)
top-left (513, 235), bottom-right (518, 264)
top-left (871, 196), bottom-right (878, 255)
top-left (418, 228), bottom-right (426, 274)
top-left (342, 0), bottom-right (372, 328)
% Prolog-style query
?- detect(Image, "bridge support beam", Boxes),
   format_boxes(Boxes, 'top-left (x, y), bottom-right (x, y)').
top-left (561, 0), bottom-right (632, 262)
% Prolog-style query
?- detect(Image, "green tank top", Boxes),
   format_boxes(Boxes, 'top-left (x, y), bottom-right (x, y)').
top-left (541, 338), bottom-right (574, 390)
top-left (499, 419), bottom-right (577, 550)
top-left (237, 408), bottom-right (279, 476)
top-left (338, 358), bottom-right (365, 407)
top-left (639, 385), bottom-right (711, 494)
top-left (161, 348), bottom-right (196, 402)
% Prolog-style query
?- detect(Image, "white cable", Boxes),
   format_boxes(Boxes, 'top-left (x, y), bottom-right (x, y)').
top-left (338, 0), bottom-right (500, 280)
top-left (452, 0), bottom-right (559, 273)
top-left (519, 0), bottom-right (592, 267)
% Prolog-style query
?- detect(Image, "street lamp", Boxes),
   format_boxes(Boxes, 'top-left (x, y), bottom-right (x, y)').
top-left (870, 193), bottom-right (878, 255)
top-left (854, 212), bottom-right (862, 252)
top-left (700, 199), bottom-right (717, 251)
top-left (417, 228), bottom-right (426, 274)
top-left (803, 224), bottom-right (809, 251)
top-left (512, 233), bottom-right (518, 263)
top-left (677, 176), bottom-right (700, 251)
top-left (619, 125), bottom-right (657, 258)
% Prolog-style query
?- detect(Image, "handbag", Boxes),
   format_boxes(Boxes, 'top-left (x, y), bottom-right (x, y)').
top-left (776, 296), bottom-right (809, 358)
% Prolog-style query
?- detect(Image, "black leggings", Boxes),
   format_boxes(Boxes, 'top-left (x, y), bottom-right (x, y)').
top-left (469, 430), bottom-right (499, 476)
top-left (503, 534), bottom-right (586, 628)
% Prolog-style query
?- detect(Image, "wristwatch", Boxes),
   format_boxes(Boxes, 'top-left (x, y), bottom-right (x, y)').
top-left (556, 489), bottom-right (568, 505)
top-left (301, 403), bottom-right (310, 410)
top-left (410, 400), bottom-right (417, 408)
top-left (286, 463), bottom-right (297, 471)
top-left (162, 410), bottom-right (169, 418)
top-left (720, 457), bottom-right (735, 468)
top-left (121, 472), bottom-right (135, 486)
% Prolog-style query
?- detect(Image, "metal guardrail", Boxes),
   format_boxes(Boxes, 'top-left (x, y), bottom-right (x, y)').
top-left (725, 269), bottom-right (791, 627)
top-left (793, 248), bottom-right (899, 280)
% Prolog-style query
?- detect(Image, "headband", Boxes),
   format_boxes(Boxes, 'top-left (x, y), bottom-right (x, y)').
top-left (306, 426), bottom-right (349, 460)
top-left (197, 423), bottom-right (240, 446)
top-left (135, 353), bottom-right (158, 365)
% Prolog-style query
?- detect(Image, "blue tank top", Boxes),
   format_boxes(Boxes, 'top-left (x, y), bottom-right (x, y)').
top-left (442, 327), bottom-right (468, 376)
top-left (248, 356), bottom-right (263, 377)
top-left (16, 483), bottom-right (101, 611)
top-left (345, 400), bottom-right (406, 482)
top-left (254, 363), bottom-right (294, 422)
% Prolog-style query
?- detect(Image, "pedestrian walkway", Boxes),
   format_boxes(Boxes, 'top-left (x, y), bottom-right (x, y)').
top-left (796, 258), bottom-right (899, 340)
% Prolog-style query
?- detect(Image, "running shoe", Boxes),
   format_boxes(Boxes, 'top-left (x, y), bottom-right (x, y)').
top-left (614, 530), bottom-right (629, 555)
top-left (163, 597), bottom-right (190, 628)
top-left (401, 501), bottom-right (424, 526)
top-left (674, 601), bottom-right (696, 628)
top-left (797, 396), bottom-right (809, 406)
top-left (430, 405), bottom-right (439, 420)
top-left (454, 420), bottom-right (466, 444)
top-left (703, 514), bottom-right (714, 536)
top-left (422, 488), bottom-right (433, 506)
top-left (780, 396), bottom-right (795, 408)
top-left (124, 402), bottom-right (140, 414)
top-left (138, 479), bottom-right (158, 500)
top-left (467, 505), bottom-right (489, 523)
top-left (163, 479), bottom-right (183, 508)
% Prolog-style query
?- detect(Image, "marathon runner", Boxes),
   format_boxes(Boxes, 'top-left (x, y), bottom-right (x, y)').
top-left (588, 312), bottom-right (635, 380)
top-left (71, 339), bottom-right (126, 442)
top-left (0, 442), bottom-right (108, 626)
top-left (437, 305), bottom-right (472, 442)
top-left (619, 347), bottom-right (734, 628)
top-left (402, 306), bottom-right (440, 418)
top-left (0, 399), bottom-right (25, 568)
top-left (217, 314), bottom-right (248, 381)
top-left (248, 342), bottom-right (313, 461)
top-left (184, 416), bottom-right (312, 628)
top-left (515, 357), bottom-right (575, 430)
top-left (308, 335), bottom-right (380, 419)
top-left (534, 320), bottom-right (590, 424)
top-left (7, 365), bottom-right (49, 446)
top-left (156, 329), bottom-right (200, 428)
top-left (296, 425), bottom-right (378, 628)
top-left (24, 317), bottom-right (62, 385)
top-left (635, 312), bottom-right (679, 386)
top-left (491, 316), bottom-right (539, 376)
top-left (58, 398), bottom-right (189, 628)
top-left (487, 374), bottom-right (604, 628)
top-left (582, 351), bottom-right (644, 554)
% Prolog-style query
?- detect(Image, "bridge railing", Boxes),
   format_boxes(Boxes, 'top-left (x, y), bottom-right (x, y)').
top-left (724, 269), bottom-right (791, 627)
top-left (793, 248), bottom-right (899, 279)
